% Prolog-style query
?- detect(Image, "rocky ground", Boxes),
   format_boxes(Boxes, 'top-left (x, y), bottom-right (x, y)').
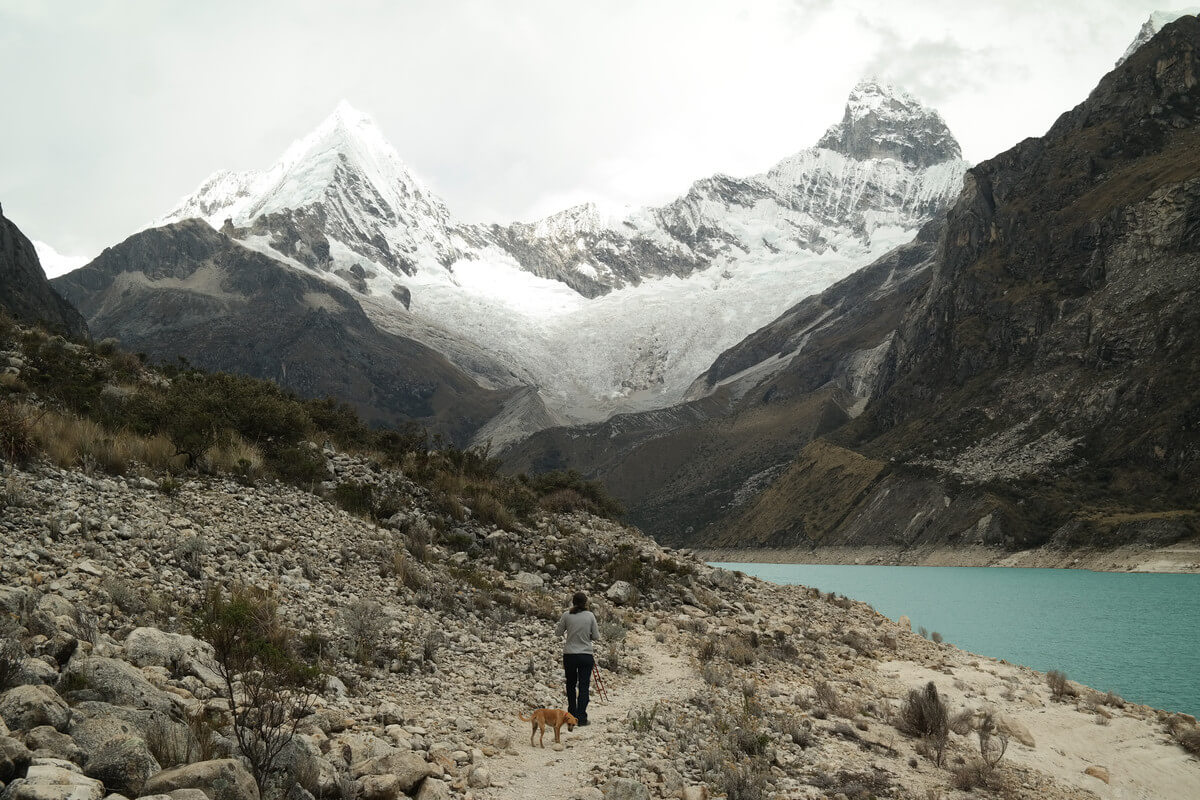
top-left (2, 452), bottom-right (1199, 800)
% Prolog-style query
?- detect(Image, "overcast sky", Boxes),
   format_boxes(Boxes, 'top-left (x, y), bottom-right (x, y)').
top-left (0, 0), bottom-right (1173, 261)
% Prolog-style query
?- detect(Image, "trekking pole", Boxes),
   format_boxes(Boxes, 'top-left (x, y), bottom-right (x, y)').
top-left (592, 664), bottom-right (610, 703)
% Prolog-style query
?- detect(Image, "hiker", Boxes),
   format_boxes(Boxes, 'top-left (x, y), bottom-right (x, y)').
top-left (555, 591), bottom-right (599, 726)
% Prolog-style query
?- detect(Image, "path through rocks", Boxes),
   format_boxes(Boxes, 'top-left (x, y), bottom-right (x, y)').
top-left (482, 632), bottom-right (701, 799)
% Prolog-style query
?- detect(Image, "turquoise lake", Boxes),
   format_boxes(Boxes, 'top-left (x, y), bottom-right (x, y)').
top-left (710, 563), bottom-right (1200, 718)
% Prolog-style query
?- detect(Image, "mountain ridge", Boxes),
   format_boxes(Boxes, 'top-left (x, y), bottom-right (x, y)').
top-left (139, 82), bottom-right (966, 430)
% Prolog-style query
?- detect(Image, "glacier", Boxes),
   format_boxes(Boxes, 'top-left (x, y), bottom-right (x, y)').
top-left (155, 81), bottom-right (968, 440)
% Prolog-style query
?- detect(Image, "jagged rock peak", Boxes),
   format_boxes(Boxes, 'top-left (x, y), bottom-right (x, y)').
top-left (1117, 8), bottom-right (1200, 66)
top-left (817, 79), bottom-right (962, 168)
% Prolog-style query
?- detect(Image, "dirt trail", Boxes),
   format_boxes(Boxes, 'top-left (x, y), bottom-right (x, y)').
top-left (482, 633), bottom-right (701, 799)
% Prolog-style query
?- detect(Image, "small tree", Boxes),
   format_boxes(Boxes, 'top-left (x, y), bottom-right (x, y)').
top-left (193, 586), bottom-right (321, 791)
top-left (898, 681), bottom-right (949, 766)
top-left (977, 711), bottom-right (1009, 772)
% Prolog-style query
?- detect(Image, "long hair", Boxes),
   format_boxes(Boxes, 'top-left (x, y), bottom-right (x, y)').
top-left (569, 591), bottom-right (588, 614)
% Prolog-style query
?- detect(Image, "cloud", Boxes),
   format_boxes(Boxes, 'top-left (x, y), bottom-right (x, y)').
top-left (0, 0), bottom-right (1170, 253)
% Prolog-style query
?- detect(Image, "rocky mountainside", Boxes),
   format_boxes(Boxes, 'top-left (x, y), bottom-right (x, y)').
top-left (510, 15), bottom-right (1200, 558)
top-left (138, 82), bottom-right (965, 430)
top-left (1116, 7), bottom-right (1200, 65)
top-left (2, 451), bottom-right (1198, 799)
top-left (504, 220), bottom-right (942, 544)
top-left (704, 15), bottom-right (1200, 553)
top-left (51, 220), bottom-right (506, 444)
top-left (0, 204), bottom-right (87, 339)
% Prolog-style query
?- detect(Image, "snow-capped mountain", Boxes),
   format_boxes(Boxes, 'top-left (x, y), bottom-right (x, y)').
top-left (32, 240), bottom-right (91, 279)
top-left (156, 100), bottom-right (460, 277)
top-left (155, 81), bottom-right (967, 441)
top-left (1117, 8), bottom-right (1200, 66)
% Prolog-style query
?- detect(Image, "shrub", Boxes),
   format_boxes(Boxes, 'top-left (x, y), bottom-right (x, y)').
top-left (268, 445), bottom-right (327, 486)
top-left (192, 586), bottom-right (321, 791)
top-left (332, 481), bottom-right (375, 517)
top-left (1046, 670), bottom-right (1074, 700)
top-left (698, 638), bottom-right (717, 663)
top-left (897, 682), bottom-right (949, 765)
top-left (1177, 727), bottom-right (1200, 755)
top-left (341, 599), bottom-right (387, 665)
top-left (977, 711), bottom-right (1008, 771)
top-left (721, 764), bottom-right (768, 800)
top-left (0, 402), bottom-right (37, 465)
top-left (931, 631), bottom-right (943, 644)
top-left (0, 638), bottom-right (25, 689)
top-left (951, 762), bottom-right (990, 791)
top-left (523, 469), bottom-right (624, 518)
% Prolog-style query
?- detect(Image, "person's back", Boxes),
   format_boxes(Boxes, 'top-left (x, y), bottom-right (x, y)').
top-left (555, 608), bottom-right (599, 654)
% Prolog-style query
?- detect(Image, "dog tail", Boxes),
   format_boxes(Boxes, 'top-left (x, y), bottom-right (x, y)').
top-left (517, 711), bottom-right (532, 721)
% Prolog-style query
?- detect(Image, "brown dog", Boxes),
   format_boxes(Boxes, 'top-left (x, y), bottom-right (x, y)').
top-left (517, 708), bottom-right (578, 747)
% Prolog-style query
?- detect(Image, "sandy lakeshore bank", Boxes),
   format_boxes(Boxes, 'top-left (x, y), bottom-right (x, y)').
top-left (696, 539), bottom-right (1200, 573)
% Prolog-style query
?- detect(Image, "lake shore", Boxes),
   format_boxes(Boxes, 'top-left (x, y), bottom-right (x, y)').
top-left (694, 538), bottom-right (1200, 573)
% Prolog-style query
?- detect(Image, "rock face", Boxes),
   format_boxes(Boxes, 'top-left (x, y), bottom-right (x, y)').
top-left (706, 15), bottom-right (1200, 550)
top-left (817, 80), bottom-right (962, 168)
top-left (52, 220), bottom-right (507, 445)
top-left (0, 206), bottom-right (87, 338)
top-left (515, 16), bottom-right (1200, 554)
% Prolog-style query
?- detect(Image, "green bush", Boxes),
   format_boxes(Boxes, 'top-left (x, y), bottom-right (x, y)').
top-left (0, 402), bottom-right (36, 465)
top-left (332, 481), bottom-right (375, 517)
top-left (192, 586), bottom-right (321, 791)
top-left (523, 469), bottom-right (624, 518)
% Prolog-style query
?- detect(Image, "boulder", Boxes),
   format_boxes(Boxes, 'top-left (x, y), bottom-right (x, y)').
top-left (3, 761), bottom-right (104, 800)
top-left (569, 790), bottom-right (604, 800)
top-left (22, 726), bottom-right (84, 764)
top-left (1085, 765), bottom-right (1110, 784)
top-left (59, 657), bottom-right (175, 714)
top-left (142, 759), bottom-right (259, 800)
top-left (351, 750), bottom-right (431, 792)
top-left (0, 685), bottom-right (71, 732)
top-left (82, 735), bottom-right (160, 795)
top-left (996, 716), bottom-right (1036, 748)
top-left (514, 571), bottom-right (544, 590)
top-left (466, 765), bottom-right (490, 788)
top-left (681, 788), bottom-right (710, 800)
top-left (605, 581), bottom-right (635, 605)
top-left (481, 725), bottom-right (510, 750)
top-left (355, 775), bottom-right (405, 800)
top-left (0, 734), bottom-right (33, 782)
top-left (604, 778), bottom-right (650, 800)
top-left (414, 778), bottom-right (451, 800)
top-left (68, 705), bottom-right (183, 762)
top-left (121, 629), bottom-right (214, 674)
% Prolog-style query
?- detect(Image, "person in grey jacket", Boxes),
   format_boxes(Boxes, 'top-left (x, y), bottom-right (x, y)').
top-left (554, 591), bottom-right (599, 725)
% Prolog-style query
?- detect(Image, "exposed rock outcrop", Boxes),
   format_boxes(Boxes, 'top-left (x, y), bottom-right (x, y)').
top-left (0, 206), bottom-right (87, 338)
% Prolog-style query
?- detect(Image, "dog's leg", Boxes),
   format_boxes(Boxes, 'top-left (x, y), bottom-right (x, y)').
top-left (530, 719), bottom-right (537, 747)
top-left (554, 720), bottom-right (563, 743)
top-left (538, 719), bottom-right (546, 748)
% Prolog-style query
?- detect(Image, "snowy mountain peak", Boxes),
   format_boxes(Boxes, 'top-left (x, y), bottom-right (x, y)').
top-left (1117, 8), bottom-right (1200, 66)
top-left (817, 79), bottom-right (961, 168)
top-left (157, 102), bottom-right (458, 275)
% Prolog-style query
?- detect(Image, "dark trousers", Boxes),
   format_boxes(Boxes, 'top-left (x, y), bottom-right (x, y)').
top-left (563, 652), bottom-right (594, 722)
